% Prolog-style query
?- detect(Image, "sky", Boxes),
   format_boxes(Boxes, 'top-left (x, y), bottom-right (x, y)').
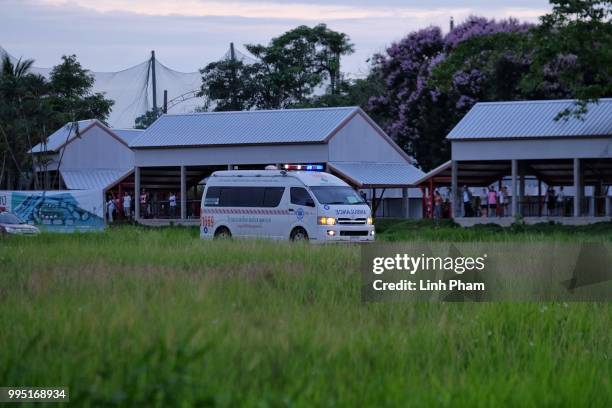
top-left (1, 0), bottom-right (551, 76)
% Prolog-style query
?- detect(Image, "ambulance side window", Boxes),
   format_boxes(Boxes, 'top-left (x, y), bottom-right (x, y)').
top-left (263, 187), bottom-right (285, 207)
top-left (204, 187), bottom-right (221, 206)
top-left (290, 187), bottom-right (315, 207)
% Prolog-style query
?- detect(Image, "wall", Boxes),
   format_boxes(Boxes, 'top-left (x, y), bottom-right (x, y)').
top-left (452, 137), bottom-right (612, 161)
top-left (328, 113), bottom-right (407, 163)
top-left (59, 125), bottom-right (134, 170)
top-left (134, 144), bottom-right (329, 167)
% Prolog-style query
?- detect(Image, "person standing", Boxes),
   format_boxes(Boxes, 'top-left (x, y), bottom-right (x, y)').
top-left (502, 186), bottom-right (509, 217)
top-left (106, 195), bottom-right (116, 223)
top-left (140, 189), bottom-right (147, 219)
top-left (433, 190), bottom-right (443, 223)
top-left (480, 188), bottom-right (488, 217)
top-left (169, 192), bottom-right (177, 218)
top-left (462, 185), bottom-right (473, 217)
top-left (487, 186), bottom-right (497, 217)
top-left (123, 192), bottom-right (131, 219)
top-left (546, 187), bottom-right (556, 216)
top-left (557, 186), bottom-right (565, 216)
top-left (498, 187), bottom-right (506, 217)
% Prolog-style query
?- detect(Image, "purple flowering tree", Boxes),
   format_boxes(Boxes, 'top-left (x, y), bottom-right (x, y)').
top-left (368, 16), bottom-right (534, 171)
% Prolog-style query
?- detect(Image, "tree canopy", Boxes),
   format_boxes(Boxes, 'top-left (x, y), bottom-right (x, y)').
top-left (200, 24), bottom-right (354, 111)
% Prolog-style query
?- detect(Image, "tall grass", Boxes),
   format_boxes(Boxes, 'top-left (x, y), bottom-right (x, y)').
top-left (0, 223), bottom-right (611, 406)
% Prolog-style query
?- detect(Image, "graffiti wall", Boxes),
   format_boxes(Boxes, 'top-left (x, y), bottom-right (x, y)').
top-left (0, 190), bottom-right (105, 232)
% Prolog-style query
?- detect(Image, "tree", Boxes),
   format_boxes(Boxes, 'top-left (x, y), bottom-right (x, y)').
top-left (368, 17), bottom-right (534, 171)
top-left (199, 59), bottom-right (259, 111)
top-left (523, 0), bottom-right (612, 117)
top-left (47, 55), bottom-right (114, 128)
top-left (200, 24), bottom-right (354, 111)
top-left (134, 108), bottom-right (164, 129)
top-left (0, 55), bottom-right (49, 189)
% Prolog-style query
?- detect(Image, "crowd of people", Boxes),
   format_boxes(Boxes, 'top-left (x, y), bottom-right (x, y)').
top-left (431, 185), bottom-right (570, 222)
top-left (435, 185), bottom-right (510, 220)
top-left (106, 189), bottom-right (179, 222)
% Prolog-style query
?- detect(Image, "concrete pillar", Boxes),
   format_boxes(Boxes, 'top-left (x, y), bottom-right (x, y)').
top-left (589, 194), bottom-right (595, 217)
top-left (606, 196), bottom-right (612, 217)
top-left (227, 164), bottom-right (232, 170)
top-left (451, 160), bottom-right (458, 218)
top-left (573, 158), bottom-right (582, 217)
top-left (134, 166), bottom-right (141, 219)
top-left (180, 165), bottom-right (187, 219)
top-left (402, 188), bottom-right (410, 218)
top-left (511, 159), bottom-right (518, 217)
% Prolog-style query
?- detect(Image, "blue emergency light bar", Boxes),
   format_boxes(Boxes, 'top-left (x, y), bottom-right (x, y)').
top-left (283, 164), bottom-right (324, 171)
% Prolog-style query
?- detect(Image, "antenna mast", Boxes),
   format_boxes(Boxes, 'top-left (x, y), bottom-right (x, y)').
top-left (151, 50), bottom-right (157, 111)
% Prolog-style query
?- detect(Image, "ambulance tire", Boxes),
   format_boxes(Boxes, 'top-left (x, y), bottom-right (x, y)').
top-left (290, 227), bottom-right (309, 242)
top-left (214, 226), bottom-right (232, 239)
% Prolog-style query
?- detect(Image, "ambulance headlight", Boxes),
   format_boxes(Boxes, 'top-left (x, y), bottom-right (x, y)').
top-left (366, 217), bottom-right (373, 225)
top-left (318, 217), bottom-right (336, 225)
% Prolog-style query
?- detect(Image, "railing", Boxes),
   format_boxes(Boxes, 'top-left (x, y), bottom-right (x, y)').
top-left (518, 196), bottom-right (612, 217)
top-left (140, 200), bottom-right (201, 219)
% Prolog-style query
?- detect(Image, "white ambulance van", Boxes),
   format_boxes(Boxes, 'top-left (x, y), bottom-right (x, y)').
top-left (200, 170), bottom-right (375, 242)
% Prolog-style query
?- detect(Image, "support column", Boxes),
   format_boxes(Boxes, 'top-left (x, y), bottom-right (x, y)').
top-left (451, 160), bottom-right (458, 218)
top-left (134, 166), bottom-right (141, 219)
top-left (180, 165), bottom-right (187, 220)
top-left (511, 159), bottom-right (518, 217)
top-left (537, 179), bottom-right (542, 217)
top-left (573, 158), bottom-right (581, 217)
top-left (227, 164), bottom-right (232, 170)
top-left (402, 188), bottom-right (410, 219)
top-left (606, 196), bottom-right (611, 217)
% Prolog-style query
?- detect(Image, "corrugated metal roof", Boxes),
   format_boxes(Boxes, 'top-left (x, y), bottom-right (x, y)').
top-left (129, 107), bottom-right (359, 148)
top-left (328, 162), bottom-right (425, 188)
top-left (60, 168), bottom-right (131, 190)
top-left (30, 119), bottom-right (98, 153)
top-left (113, 128), bottom-right (145, 145)
top-left (448, 99), bottom-right (612, 140)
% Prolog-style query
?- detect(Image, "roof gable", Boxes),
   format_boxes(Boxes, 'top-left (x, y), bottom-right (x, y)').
top-left (30, 119), bottom-right (98, 153)
top-left (448, 99), bottom-right (612, 140)
top-left (129, 107), bottom-right (359, 148)
top-left (30, 120), bottom-right (130, 154)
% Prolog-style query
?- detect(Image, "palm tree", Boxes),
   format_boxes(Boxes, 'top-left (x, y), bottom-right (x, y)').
top-left (1, 54), bottom-right (35, 80)
top-left (0, 54), bottom-right (36, 188)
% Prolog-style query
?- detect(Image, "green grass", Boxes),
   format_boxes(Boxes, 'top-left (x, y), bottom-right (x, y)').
top-left (0, 222), bottom-right (611, 407)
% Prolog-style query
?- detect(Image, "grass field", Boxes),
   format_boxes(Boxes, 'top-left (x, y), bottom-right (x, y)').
top-left (1, 221), bottom-right (611, 406)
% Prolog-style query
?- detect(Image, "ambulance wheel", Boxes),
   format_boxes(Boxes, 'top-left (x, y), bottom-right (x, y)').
top-left (214, 226), bottom-right (232, 239)
top-left (290, 227), bottom-right (309, 242)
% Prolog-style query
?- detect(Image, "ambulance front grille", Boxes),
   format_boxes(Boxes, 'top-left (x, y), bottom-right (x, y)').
top-left (337, 218), bottom-right (367, 225)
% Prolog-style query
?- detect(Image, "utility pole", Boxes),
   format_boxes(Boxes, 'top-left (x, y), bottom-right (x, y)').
top-left (229, 42), bottom-right (237, 109)
top-left (151, 50), bottom-right (157, 112)
top-left (450, 17), bottom-right (455, 32)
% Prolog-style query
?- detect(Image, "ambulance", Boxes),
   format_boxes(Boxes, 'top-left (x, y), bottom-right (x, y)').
top-left (200, 168), bottom-right (375, 242)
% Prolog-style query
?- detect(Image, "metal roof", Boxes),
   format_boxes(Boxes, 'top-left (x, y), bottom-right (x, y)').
top-left (328, 162), bottom-right (425, 188)
top-left (448, 99), bottom-right (612, 140)
top-left (129, 107), bottom-right (359, 148)
top-left (113, 129), bottom-right (144, 145)
top-left (30, 119), bottom-right (98, 153)
top-left (60, 168), bottom-right (132, 190)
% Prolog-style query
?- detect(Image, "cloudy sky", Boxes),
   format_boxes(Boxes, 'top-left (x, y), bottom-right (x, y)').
top-left (2, 0), bottom-right (550, 76)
